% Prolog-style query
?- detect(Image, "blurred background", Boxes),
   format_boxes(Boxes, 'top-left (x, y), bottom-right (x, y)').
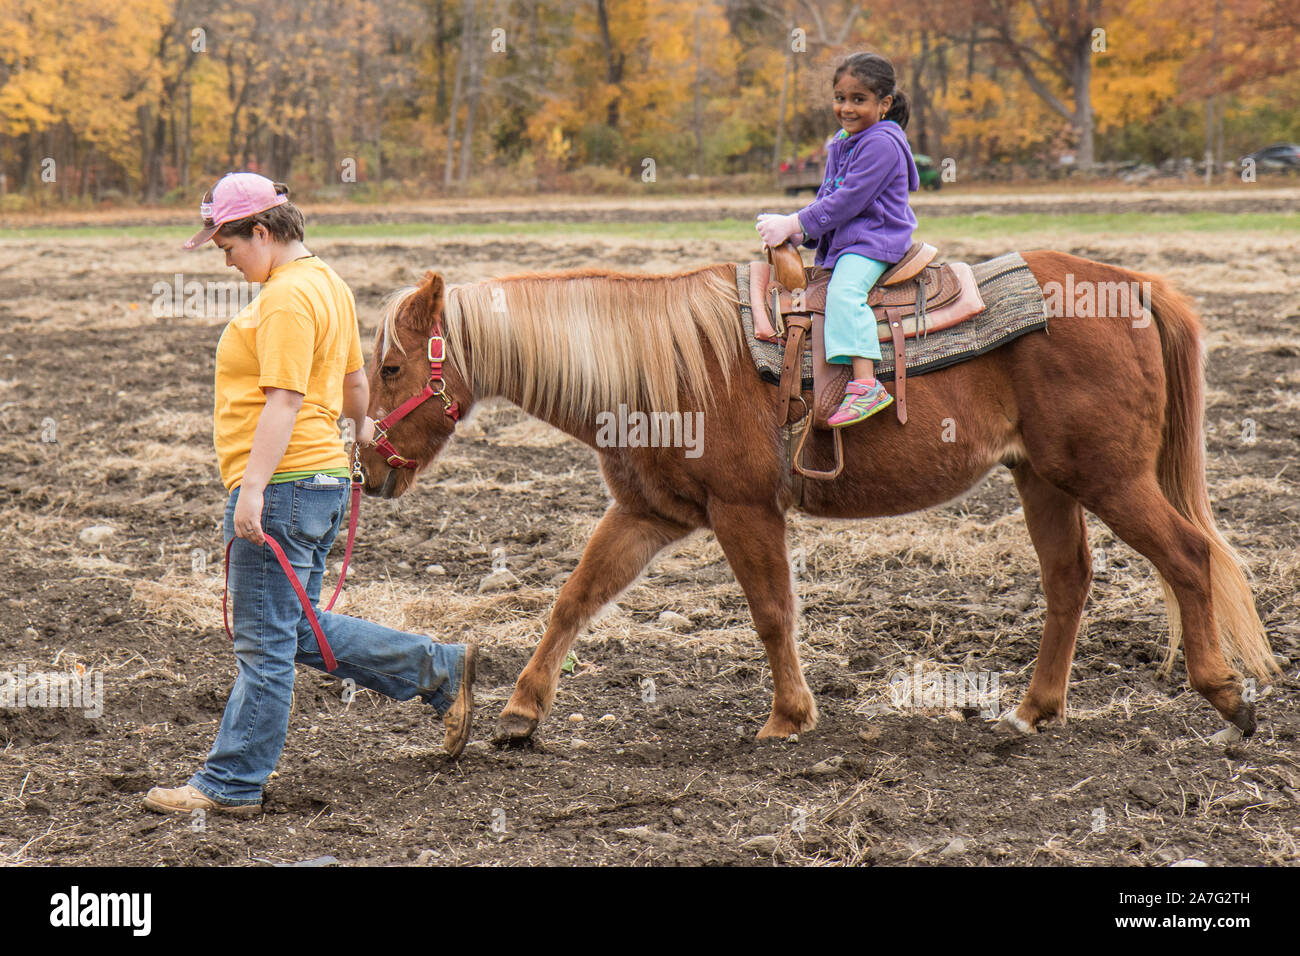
top-left (1, 0), bottom-right (1298, 207)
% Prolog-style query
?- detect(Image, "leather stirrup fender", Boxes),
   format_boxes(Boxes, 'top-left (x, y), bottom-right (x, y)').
top-left (779, 315), bottom-right (812, 426)
top-left (887, 307), bottom-right (908, 425)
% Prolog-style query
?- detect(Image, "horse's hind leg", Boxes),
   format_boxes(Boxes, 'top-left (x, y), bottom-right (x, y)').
top-left (708, 501), bottom-right (817, 738)
top-left (493, 503), bottom-right (694, 745)
top-left (998, 463), bottom-right (1092, 733)
top-left (1083, 480), bottom-right (1252, 734)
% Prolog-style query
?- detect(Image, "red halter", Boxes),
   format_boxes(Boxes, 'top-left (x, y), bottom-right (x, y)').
top-left (369, 322), bottom-right (460, 468)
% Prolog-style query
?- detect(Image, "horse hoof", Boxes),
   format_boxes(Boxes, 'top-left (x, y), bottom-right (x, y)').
top-left (492, 712), bottom-right (539, 747)
top-left (1228, 700), bottom-right (1257, 738)
top-left (994, 712), bottom-right (1036, 735)
top-left (756, 715), bottom-right (812, 740)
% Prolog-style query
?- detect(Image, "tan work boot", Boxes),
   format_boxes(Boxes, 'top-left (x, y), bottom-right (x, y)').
top-left (442, 643), bottom-right (477, 758)
top-left (142, 784), bottom-right (262, 817)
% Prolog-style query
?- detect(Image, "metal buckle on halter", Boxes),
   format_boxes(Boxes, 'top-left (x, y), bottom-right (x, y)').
top-left (431, 381), bottom-right (459, 415)
top-left (427, 336), bottom-right (446, 363)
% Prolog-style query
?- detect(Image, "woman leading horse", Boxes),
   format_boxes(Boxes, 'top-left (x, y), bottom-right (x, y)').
top-left (144, 174), bottom-right (476, 817)
top-left (358, 250), bottom-right (1277, 747)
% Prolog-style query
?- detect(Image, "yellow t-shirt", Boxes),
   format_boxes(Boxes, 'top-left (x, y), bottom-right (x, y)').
top-left (213, 256), bottom-right (364, 490)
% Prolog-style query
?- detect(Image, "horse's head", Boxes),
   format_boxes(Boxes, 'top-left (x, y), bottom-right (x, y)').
top-left (359, 271), bottom-right (474, 498)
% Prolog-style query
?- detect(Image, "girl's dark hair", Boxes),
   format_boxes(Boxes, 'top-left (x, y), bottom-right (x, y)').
top-left (834, 52), bottom-right (910, 130)
top-left (213, 182), bottom-right (305, 243)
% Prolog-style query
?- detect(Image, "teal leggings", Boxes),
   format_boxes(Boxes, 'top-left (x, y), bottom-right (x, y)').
top-left (825, 253), bottom-right (889, 365)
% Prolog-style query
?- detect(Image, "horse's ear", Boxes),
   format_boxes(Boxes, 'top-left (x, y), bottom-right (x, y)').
top-left (410, 271), bottom-right (445, 332)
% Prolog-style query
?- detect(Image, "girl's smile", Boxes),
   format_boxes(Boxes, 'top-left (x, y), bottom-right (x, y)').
top-left (834, 73), bottom-right (891, 136)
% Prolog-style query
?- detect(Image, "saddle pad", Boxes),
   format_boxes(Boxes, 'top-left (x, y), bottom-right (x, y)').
top-left (737, 252), bottom-right (1046, 390)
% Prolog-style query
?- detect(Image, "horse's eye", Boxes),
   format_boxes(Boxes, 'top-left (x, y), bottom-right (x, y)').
top-left (380, 365), bottom-right (401, 381)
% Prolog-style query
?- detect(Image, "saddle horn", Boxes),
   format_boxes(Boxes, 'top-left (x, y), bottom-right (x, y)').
top-left (765, 240), bottom-right (807, 291)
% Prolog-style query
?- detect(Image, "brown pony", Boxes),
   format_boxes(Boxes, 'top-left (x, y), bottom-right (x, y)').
top-left (359, 251), bottom-right (1278, 745)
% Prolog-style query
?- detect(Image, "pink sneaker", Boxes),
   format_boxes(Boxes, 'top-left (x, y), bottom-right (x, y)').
top-left (827, 378), bottom-right (893, 427)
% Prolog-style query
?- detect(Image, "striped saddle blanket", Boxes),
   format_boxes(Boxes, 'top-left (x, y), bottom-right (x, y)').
top-left (736, 251), bottom-right (1048, 393)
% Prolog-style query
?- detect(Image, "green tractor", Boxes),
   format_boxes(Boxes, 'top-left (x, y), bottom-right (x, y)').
top-left (914, 154), bottom-right (942, 191)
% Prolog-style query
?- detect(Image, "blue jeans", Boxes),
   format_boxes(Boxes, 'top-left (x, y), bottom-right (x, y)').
top-left (825, 253), bottom-right (889, 365)
top-left (189, 478), bottom-right (466, 805)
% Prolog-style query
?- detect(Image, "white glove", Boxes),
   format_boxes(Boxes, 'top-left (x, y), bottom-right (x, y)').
top-left (756, 212), bottom-right (803, 248)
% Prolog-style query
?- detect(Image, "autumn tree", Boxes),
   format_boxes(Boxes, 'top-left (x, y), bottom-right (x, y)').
top-left (965, 0), bottom-right (1104, 166)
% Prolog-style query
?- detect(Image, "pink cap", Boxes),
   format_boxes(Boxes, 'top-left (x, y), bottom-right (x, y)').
top-left (183, 172), bottom-right (288, 249)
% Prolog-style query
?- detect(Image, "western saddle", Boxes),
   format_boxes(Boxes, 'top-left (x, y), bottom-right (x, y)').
top-left (751, 239), bottom-right (985, 480)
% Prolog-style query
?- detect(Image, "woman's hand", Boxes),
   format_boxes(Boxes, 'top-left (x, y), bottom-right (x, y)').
top-left (233, 484), bottom-right (266, 546)
top-left (756, 213), bottom-right (803, 248)
top-left (358, 415), bottom-right (376, 447)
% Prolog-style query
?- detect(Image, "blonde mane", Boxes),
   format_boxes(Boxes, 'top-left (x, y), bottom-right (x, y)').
top-left (381, 264), bottom-right (745, 421)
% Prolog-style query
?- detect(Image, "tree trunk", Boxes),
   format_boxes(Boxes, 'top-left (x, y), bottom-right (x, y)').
top-left (137, 104), bottom-right (152, 200)
top-left (772, 34), bottom-right (791, 170)
top-left (321, 115), bottom-right (337, 186)
top-left (182, 81), bottom-right (192, 192)
top-left (983, 0), bottom-right (1099, 167)
top-left (435, 0), bottom-right (448, 122)
top-left (1210, 0), bottom-right (1224, 174)
top-left (912, 32), bottom-right (931, 156)
top-left (171, 101), bottom-right (181, 186)
top-left (791, 33), bottom-right (801, 145)
top-left (444, 0), bottom-right (472, 188)
top-left (226, 51), bottom-right (247, 170)
top-left (58, 125), bottom-right (68, 202)
top-left (18, 131), bottom-right (35, 189)
top-left (79, 143), bottom-right (91, 200)
top-left (692, 6), bottom-right (704, 176)
top-left (1071, 40), bottom-right (1093, 166)
top-left (595, 0), bottom-right (624, 129)
top-left (459, 0), bottom-right (499, 183)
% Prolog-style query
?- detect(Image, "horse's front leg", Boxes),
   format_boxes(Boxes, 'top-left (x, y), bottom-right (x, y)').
top-left (708, 500), bottom-right (817, 738)
top-left (494, 503), bottom-right (694, 744)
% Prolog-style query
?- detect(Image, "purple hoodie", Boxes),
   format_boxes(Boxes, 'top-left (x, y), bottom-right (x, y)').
top-left (796, 120), bottom-right (919, 269)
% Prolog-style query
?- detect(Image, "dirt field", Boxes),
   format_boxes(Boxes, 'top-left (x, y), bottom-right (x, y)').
top-left (0, 197), bottom-right (1297, 866)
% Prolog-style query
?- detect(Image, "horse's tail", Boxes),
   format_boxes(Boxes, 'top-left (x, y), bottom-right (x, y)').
top-left (1144, 274), bottom-right (1278, 681)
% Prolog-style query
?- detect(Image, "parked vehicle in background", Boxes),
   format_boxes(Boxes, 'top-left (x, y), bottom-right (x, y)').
top-left (913, 154), bottom-right (941, 191)
top-left (778, 145), bottom-right (828, 196)
top-left (1237, 143), bottom-right (1300, 174)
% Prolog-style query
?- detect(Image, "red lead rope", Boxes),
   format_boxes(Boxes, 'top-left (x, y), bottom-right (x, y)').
top-left (221, 478), bottom-right (362, 672)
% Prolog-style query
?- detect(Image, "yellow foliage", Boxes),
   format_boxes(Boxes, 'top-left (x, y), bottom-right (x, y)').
top-left (1092, 1), bottom-right (1192, 129)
